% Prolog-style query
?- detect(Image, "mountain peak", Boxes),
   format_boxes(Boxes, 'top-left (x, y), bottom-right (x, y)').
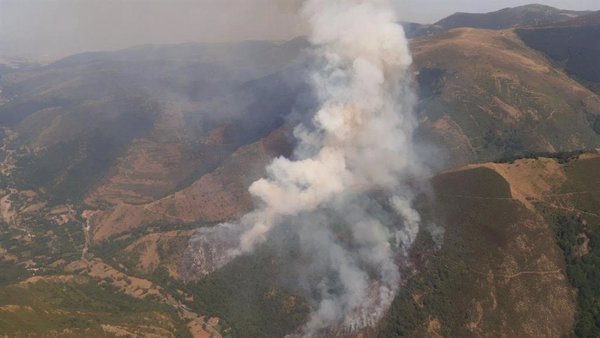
top-left (428, 3), bottom-right (589, 32)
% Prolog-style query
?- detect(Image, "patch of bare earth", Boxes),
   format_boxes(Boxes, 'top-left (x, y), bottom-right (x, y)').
top-left (187, 316), bottom-right (222, 338)
top-left (0, 190), bottom-right (16, 224)
top-left (17, 275), bottom-right (87, 286)
top-left (0, 246), bottom-right (17, 262)
top-left (123, 230), bottom-right (194, 279)
top-left (578, 150), bottom-right (600, 160)
top-left (432, 115), bottom-right (475, 152)
top-left (426, 316), bottom-right (443, 338)
top-left (481, 157), bottom-right (567, 209)
top-left (0, 305), bottom-right (34, 313)
top-left (574, 233), bottom-right (590, 257)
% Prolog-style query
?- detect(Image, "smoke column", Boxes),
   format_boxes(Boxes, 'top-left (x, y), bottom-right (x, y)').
top-left (187, 0), bottom-right (427, 335)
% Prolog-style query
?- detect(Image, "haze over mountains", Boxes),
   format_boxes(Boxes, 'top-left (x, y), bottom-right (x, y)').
top-left (0, 3), bottom-right (599, 337)
top-left (402, 4), bottom-right (592, 37)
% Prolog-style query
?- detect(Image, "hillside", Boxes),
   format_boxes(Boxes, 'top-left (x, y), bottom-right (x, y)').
top-left (84, 28), bottom-right (600, 247)
top-left (0, 40), bottom-right (307, 337)
top-left (0, 39), bottom-right (307, 204)
top-left (413, 28), bottom-right (600, 166)
top-left (382, 152), bottom-right (600, 337)
top-left (516, 11), bottom-right (600, 90)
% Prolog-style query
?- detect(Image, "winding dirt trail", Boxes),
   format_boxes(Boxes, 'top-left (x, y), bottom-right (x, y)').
top-left (471, 269), bottom-right (563, 280)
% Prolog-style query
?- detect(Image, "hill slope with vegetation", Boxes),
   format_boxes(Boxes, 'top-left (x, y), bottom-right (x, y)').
top-left (382, 152), bottom-right (600, 337)
top-left (414, 28), bottom-right (600, 166)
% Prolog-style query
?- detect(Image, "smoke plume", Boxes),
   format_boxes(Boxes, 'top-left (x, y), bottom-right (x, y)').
top-left (187, 0), bottom-right (428, 335)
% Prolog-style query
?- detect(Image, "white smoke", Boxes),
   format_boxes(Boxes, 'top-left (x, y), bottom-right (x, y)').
top-left (237, 0), bottom-right (418, 254)
top-left (187, 0), bottom-right (429, 335)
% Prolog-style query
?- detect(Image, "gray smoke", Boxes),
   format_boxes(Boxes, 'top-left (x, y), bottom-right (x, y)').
top-left (187, 0), bottom-right (429, 335)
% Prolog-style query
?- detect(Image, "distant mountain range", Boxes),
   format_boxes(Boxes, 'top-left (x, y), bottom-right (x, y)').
top-left (403, 4), bottom-right (592, 38)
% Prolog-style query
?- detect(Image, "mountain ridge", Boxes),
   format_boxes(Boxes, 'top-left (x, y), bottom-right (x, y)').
top-left (404, 4), bottom-right (591, 38)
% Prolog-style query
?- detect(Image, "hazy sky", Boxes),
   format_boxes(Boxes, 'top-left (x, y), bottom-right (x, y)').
top-left (1, 0), bottom-right (599, 60)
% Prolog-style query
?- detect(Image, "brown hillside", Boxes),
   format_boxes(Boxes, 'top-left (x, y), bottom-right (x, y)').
top-left (413, 28), bottom-right (600, 166)
top-left (90, 127), bottom-right (292, 241)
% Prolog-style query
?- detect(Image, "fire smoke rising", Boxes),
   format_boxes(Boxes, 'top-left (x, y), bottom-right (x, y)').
top-left (187, 0), bottom-right (428, 335)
